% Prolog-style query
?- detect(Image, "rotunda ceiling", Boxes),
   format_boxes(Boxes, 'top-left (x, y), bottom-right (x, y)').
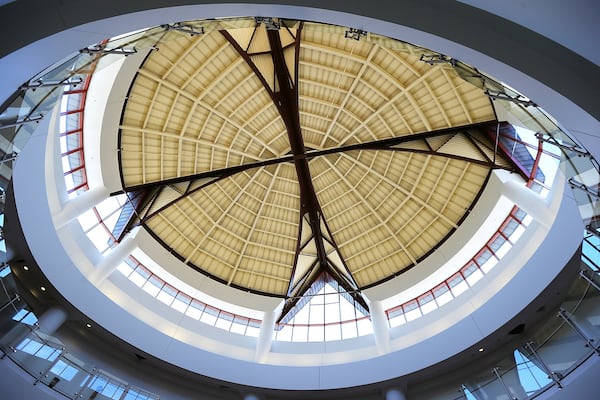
top-left (118, 18), bottom-right (521, 319)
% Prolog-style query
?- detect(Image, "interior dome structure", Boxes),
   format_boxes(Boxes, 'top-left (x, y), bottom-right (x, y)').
top-left (0, 3), bottom-right (598, 400)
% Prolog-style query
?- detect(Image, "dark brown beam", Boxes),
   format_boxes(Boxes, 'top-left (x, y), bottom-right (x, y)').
top-left (117, 120), bottom-right (513, 196)
top-left (115, 154), bottom-right (294, 194)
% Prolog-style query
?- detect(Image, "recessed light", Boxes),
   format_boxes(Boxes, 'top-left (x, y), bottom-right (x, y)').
top-left (23, 265), bottom-right (29, 271)
top-left (40, 286), bottom-right (46, 292)
top-left (478, 348), bottom-right (484, 352)
top-left (85, 323), bottom-right (92, 328)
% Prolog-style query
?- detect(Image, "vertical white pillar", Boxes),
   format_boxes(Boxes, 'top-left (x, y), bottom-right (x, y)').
top-left (53, 186), bottom-right (110, 229)
top-left (37, 306), bottom-right (68, 335)
top-left (385, 387), bottom-right (407, 400)
top-left (501, 179), bottom-right (552, 226)
top-left (90, 229), bottom-right (138, 284)
top-left (369, 300), bottom-right (391, 354)
top-left (254, 301), bottom-right (283, 363)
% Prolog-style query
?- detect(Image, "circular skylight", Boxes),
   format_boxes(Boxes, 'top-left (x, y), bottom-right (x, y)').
top-left (113, 19), bottom-right (535, 325)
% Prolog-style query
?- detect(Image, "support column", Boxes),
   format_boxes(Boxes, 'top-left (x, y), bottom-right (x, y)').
top-left (89, 229), bottom-right (138, 284)
top-left (385, 386), bottom-right (407, 400)
top-left (53, 186), bottom-right (110, 229)
top-left (370, 300), bottom-right (391, 354)
top-left (254, 301), bottom-right (283, 363)
top-left (501, 179), bottom-right (553, 226)
top-left (37, 306), bottom-right (68, 335)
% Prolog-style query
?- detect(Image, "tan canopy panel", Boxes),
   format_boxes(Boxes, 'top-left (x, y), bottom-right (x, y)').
top-left (118, 18), bottom-right (518, 314)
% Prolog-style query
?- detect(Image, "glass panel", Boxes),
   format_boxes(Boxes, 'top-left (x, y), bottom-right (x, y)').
top-left (403, 300), bottom-right (421, 322)
top-left (387, 306), bottom-right (406, 328)
top-left (418, 292), bottom-right (437, 315)
top-left (275, 324), bottom-right (293, 341)
top-left (432, 283), bottom-right (454, 307)
top-left (142, 275), bottom-right (163, 297)
top-left (40, 353), bottom-right (95, 398)
top-left (185, 299), bottom-right (205, 320)
top-left (514, 348), bottom-right (553, 395)
top-left (10, 331), bottom-right (64, 378)
top-left (172, 292), bottom-right (191, 313)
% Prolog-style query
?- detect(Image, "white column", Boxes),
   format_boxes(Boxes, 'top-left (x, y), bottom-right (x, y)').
top-left (89, 229), bottom-right (138, 284)
top-left (501, 179), bottom-right (553, 226)
top-left (37, 306), bottom-right (68, 335)
top-left (53, 186), bottom-right (110, 229)
top-left (385, 387), bottom-right (407, 400)
top-left (369, 300), bottom-right (391, 354)
top-left (254, 301), bottom-right (283, 363)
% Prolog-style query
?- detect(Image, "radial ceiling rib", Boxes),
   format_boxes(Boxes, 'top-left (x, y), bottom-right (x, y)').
top-left (319, 155), bottom-right (418, 265)
top-left (339, 152), bottom-right (459, 229)
top-left (335, 67), bottom-right (440, 146)
top-left (227, 163), bottom-right (285, 285)
top-left (319, 44), bottom-right (380, 148)
top-left (135, 69), bottom-right (280, 158)
top-left (181, 170), bottom-right (265, 263)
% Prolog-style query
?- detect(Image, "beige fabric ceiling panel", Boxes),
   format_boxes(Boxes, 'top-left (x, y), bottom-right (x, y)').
top-left (118, 17), bottom-right (506, 296)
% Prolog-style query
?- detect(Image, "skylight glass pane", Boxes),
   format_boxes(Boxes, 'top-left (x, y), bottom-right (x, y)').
top-left (156, 286), bottom-right (175, 306)
top-left (142, 276), bottom-right (162, 297)
top-left (474, 248), bottom-right (494, 267)
top-left (12, 309), bottom-right (28, 321)
top-left (95, 197), bottom-right (121, 219)
top-left (308, 325), bottom-right (324, 342)
top-left (448, 274), bottom-right (468, 297)
top-left (117, 261), bottom-right (134, 277)
top-left (172, 293), bottom-right (191, 313)
top-left (418, 293), bottom-right (437, 315)
top-left (494, 240), bottom-right (512, 259)
top-left (480, 256), bottom-right (498, 274)
top-left (292, 325), bottom-right (308, 342)
top-left (59, 115), bottom-right (67, 132)
top-left (403, 300), bottom-right (421, 322)
top-left (61, 156), bottom-right (72, 173)
top-left (341, 321), bottom-right (359, 338)
top-left (275, 325), bottom-right (293, 341)
top-left (87, 224), bottom-right (111, 253)
top-left (129, 269), bottom-right (149, 287)
top-left (230, 320), bottom-right (247, 335)
top-left (509, 224), bottom-right (526, 243)
top-left (77, 209), bottom-right (98, 231)
top-left (0, 265), bottom-right (11, 277)
top-left (246, 324), bottom-right (260, 338)
top-left (185, 300), bottom-right (205, 320)
top-left (22, 312), bottom-right (39, 326)
top-left (200, 306), bottom-right (218, 325)
top-left (465, 268), bottom-right (484, 286)
top-left (325, 323), bottom-right (342, 341)
top-left (356, 317), bottom-right (373, 336)
top-left (215, 316), bottom-right (233, 331)
top-left (59, 135), bottom-right (68, 153)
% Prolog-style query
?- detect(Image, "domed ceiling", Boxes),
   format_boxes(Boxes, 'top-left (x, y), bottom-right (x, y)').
top-left (117, 18), bottom-right (520, 319)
